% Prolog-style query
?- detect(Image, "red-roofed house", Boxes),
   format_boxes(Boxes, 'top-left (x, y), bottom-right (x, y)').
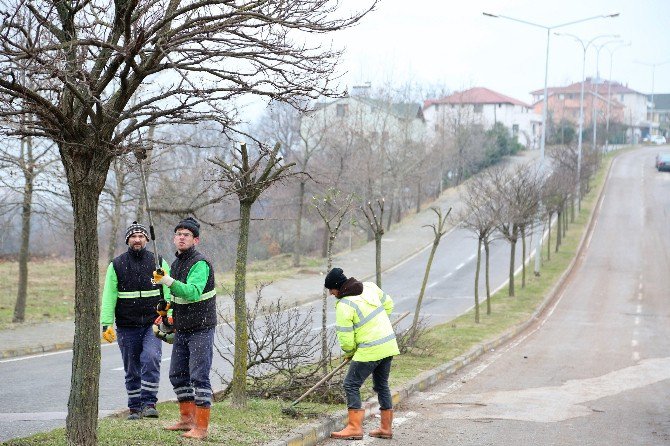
top-left (423, 87), bottom-right (542, 149)
top-left (530, 79), bottom-right (649, 142)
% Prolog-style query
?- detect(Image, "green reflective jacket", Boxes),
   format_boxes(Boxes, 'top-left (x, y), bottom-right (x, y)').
top-left (335, 282), bottom-right (400, 362)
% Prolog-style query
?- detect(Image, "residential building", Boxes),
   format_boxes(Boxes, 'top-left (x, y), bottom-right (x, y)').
top-left (531, 79), bottom-right (648, 143)
top-left (649, 93), bottom-right (670, 137)
top-left (423, 87), bottom-right (542, 149)
top-left (301, 86), bottom-right (426, 153)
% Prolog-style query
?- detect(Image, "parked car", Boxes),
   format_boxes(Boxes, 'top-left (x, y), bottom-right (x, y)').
top-left (651, 135), bottom-right (667, 145)
top-left (656, 153), bottom-right (670, 171)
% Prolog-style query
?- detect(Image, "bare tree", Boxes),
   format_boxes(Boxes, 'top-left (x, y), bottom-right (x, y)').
top-left (459, 176), bottom-right (498, 320)
top-left (0, 2), bottom-right (377, 442)
top-left (311, 188), bottom-right (355, 372)
top-left (214, 284), bottom-right (323, 401)
top-left (360, 198), bottom-right (384, 287)
top-left (0, 128), bottom-right (60, 322)
top-left (209, 141), bottom-right (295, 408)
top-left (488, 164), bottom-right (542, 296)
top-left (410, 207), bottom-right (451, 343)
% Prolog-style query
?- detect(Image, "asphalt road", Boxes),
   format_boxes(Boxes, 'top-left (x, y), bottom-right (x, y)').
top-left (321, 146), bottom-right (670, 446)
top-left (0, 170), bottom-right (534, 442)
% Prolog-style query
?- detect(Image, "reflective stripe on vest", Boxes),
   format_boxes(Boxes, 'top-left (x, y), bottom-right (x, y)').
top-left (171, 289), bottom-right (216, 305)
top-left (118, 289), bottom-right (162, 299)
top-left (380, 292), bottom-right (390, 304)
top-left (358, 333), bottom-right (396, 349)
top-left (335, 298), bottom-right (396, 349)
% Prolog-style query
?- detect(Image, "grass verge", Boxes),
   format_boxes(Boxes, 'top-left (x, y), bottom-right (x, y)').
top-left (0, 254), bottom-right (324, 330)
top-left (2, 153), bottom-right (613, 445)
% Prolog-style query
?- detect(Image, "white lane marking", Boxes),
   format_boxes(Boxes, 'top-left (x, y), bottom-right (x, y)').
top-left (638, 293), bottom-right (643, 301)
top-left (632, 351), bottom-right (640, 361)
top-left (631, 340), bottom-right (638, 347)
top-left (437, 357), bottom-right (670, 423)
top-left (636, 305), bottom-right (642, 314)
top-left (455, 262), bottom-right (465, 270)
top-left (635, 317), bottom-right (640, 325)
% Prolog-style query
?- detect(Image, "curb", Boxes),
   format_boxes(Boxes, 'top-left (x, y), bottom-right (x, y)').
top-left (0, 341), bottom-right (73, 359)
top-left (263, 153), bottom-right (614, 446)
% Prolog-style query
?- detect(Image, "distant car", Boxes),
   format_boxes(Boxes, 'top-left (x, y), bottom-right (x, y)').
top-left (651, 135), bottom-right (667, 145)
top-left (657, 153), bottom-right (670, 171)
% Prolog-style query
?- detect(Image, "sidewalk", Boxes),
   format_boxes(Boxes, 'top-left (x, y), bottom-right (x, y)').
top-left (0, 151), bottom-right (539, 359)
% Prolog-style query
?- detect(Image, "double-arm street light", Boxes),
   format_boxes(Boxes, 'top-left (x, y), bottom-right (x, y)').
top-left (593, 39), bottom-right (624, 155)
top-left (482, 11), bottom-right (619, 275)
top-left (555, 32), bottom-right (619, 209)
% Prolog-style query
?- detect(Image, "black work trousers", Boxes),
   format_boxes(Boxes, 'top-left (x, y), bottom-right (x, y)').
top-left (343, 356), bottom-right (393, 410)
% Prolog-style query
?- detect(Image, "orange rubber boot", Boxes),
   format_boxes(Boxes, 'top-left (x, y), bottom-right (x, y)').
top-left (369, 409), bottom-right (393, 439)
top-left (331, 409), bottom-right (365, 440)
top-left (182, 406), bottom-right (210, 440)
top-left (165, 401), bottom-right (195, 431)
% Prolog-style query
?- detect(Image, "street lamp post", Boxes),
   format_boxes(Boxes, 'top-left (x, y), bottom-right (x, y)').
top-left (483, 12), bottom-right (619, 275)
top-left (554, 33), bottom-right (618, 210)
top-left (592, 40), bottom-right (622, 156)
top-left (604, 43), bottom-right (631, 149)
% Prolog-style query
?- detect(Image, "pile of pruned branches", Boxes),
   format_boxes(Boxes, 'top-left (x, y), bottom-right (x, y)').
top-left (214, 284), bottom-right (345, 404)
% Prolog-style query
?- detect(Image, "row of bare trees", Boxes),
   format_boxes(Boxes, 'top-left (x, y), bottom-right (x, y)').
top-left (457, 143), bottom-right (599, 323)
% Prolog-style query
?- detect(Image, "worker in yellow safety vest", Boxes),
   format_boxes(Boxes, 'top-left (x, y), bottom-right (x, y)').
top-left (325, 267), bottom-right (399, 441)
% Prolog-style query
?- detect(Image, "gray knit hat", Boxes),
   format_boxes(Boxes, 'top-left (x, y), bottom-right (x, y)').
top-left (125, 221), bottom-right (149, 244)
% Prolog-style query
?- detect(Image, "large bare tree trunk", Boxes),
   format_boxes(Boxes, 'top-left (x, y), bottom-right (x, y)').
top-left (12, 135), bottom-right (34, 323)
top-left (63, 149), bottom-right (109, 446)
top-left (232, 201), bottom-right (252, 408)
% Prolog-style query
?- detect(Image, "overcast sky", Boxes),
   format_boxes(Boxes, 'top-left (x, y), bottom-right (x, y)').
top-left (328, 0), bottom-right (670, 104)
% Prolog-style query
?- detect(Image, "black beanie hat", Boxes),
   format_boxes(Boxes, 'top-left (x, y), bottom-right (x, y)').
top-left (324, 267), bottom-right (347, 290)
top-left (125, 221), bottom-right (150, 244)
top-left (175, 217), bottom-right (200, 238)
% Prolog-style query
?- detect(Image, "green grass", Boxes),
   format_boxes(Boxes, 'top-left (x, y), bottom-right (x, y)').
top-left (0, 259), bottom-right (76, 330)
top-left (2, 399), bottom-right (332, 446)
top-left (215, 253), bottom-right (324, 295)
top-left (0, 254), bottom-right (325, 330)
top-left (1, 154), bottom-right (613, 445)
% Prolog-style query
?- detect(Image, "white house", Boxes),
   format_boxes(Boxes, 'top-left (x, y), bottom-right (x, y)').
top-left (423, 87), bottom-right (542, 149)
top-left (301, 87), bottom-right (426, 152)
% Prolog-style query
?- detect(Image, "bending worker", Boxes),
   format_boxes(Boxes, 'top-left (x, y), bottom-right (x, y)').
top-left (153, 217), bottom-right (217, 440)
top-left (325, 267), bottom-right (399, 440)
top-left (101, 221), bottom-right (170, 420)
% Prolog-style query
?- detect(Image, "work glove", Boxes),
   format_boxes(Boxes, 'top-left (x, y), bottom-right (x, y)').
top-left (156, 299), bottom-right (170, 317)
top-left (152, 269), bottom-right (174, 287)
top-left (153, 315), bottom-right (175, 344)
top-left (102, 325), bottom-right (116, 343)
